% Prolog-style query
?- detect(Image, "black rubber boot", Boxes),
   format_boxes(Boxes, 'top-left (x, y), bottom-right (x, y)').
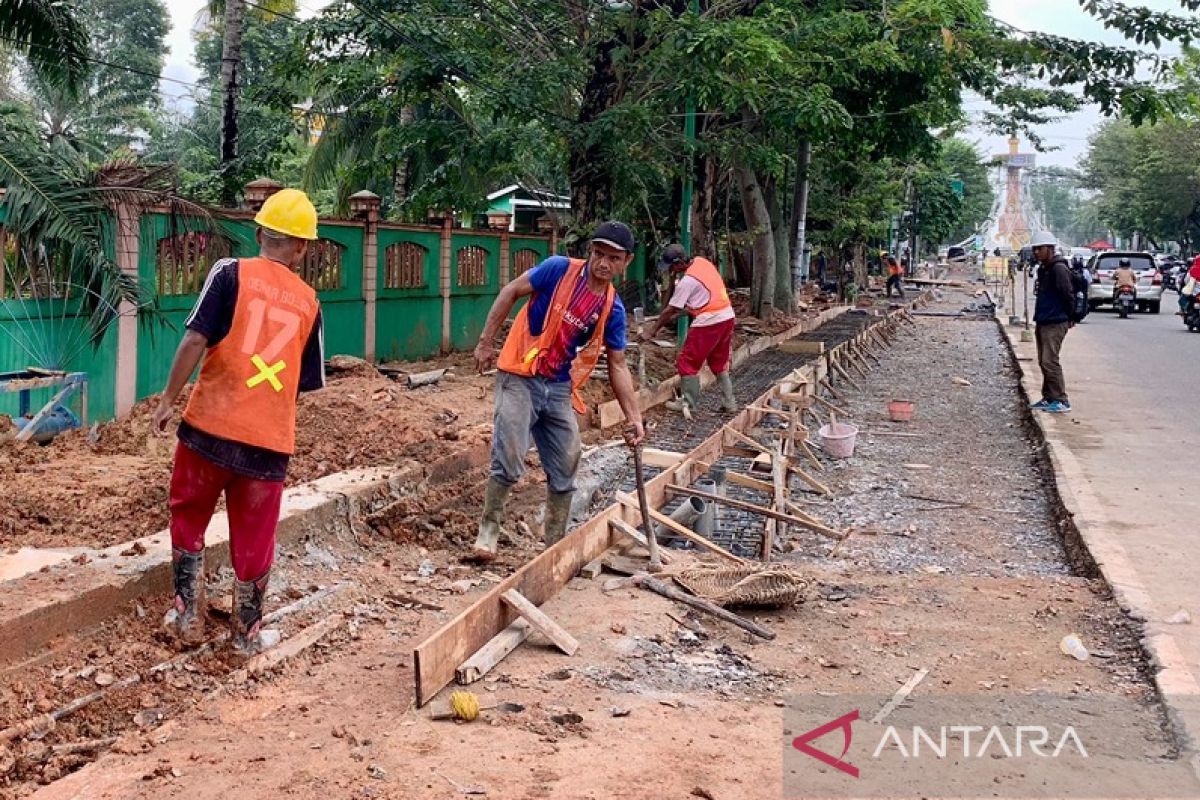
top-left (163, 548), bottom-right (206, 645)
top-left (232, 573), bottom-right (278, 656)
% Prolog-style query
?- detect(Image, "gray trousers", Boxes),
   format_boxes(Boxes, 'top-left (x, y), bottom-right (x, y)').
top-left (490, 371), bottom-right (581, 494)
top-left (1035, 322), bottom-right (1070, 403)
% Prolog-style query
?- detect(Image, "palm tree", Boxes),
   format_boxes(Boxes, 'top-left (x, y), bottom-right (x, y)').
top-left (0, 0), bottom-right (90, 94)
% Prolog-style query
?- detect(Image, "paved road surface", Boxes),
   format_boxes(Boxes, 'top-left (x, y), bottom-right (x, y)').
top-left (1023, 296), bottom-right (1200, 752)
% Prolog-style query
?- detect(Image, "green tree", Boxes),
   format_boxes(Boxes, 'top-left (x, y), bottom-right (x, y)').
top-left (0, 0), bottom-right (90, 93)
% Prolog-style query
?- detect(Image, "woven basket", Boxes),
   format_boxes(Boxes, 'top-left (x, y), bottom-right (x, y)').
top-left (673, 565), bottom-right (811, 608)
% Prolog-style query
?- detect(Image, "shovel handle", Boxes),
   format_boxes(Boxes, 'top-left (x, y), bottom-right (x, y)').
top-left (629, 444), bottom-right (663, 572)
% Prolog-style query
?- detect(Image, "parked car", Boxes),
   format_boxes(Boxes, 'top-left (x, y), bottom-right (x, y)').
top-left (1087, 251), bottom-right (1162, 313)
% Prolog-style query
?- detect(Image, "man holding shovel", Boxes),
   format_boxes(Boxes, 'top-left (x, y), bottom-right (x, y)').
top-left (151, 188), bottom-right (326, 654)
top-left (471, 221), bottom-right (645, 562)
top-left (644, 244), bottom-right (737, 415)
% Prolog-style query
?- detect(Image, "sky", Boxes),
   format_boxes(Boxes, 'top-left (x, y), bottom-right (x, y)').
top-left (159, 0), bottom-right (1184, 170)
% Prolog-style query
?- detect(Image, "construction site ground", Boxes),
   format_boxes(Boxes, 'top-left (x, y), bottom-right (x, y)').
top-left (0, 289), bottom-right (1176, 799)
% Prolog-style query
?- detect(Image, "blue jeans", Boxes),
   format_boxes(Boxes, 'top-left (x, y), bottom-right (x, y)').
top-left (490, 371), bottom-right (581, 494)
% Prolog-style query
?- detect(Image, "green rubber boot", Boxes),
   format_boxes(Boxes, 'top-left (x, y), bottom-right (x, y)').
top-left (716, 372), bottom-right (737, 413)
top-left (666, 375), bottom-right (702, 413)
top-left (543, 490), bottom-right (575, 546)
top-left (471, 479), bottom-right (512, 562)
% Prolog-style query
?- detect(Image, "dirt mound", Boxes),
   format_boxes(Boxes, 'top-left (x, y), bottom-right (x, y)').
top-left (0, 366), bottom-right (497, 551)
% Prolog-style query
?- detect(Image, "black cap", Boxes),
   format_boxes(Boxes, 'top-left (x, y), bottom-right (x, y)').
top-left (658, 243), bottom-right (688, 271)
top-left (590, 220), bottom-right (635, 253)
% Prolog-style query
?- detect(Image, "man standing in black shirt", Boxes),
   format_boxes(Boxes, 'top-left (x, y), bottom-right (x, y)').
top-left (1029, 231), bottom-right (1075, 414)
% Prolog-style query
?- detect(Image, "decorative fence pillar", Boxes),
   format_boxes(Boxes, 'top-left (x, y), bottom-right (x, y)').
top-left (113, 201), bottom-right (141, 417)
top-left (439, 215), bottom-right (453, 353)
top-left (350, 191), bottom-right (382, 362)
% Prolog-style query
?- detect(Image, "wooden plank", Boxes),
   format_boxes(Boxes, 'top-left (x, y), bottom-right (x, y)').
top-left (776, 339), bottom-right (825, 355)
top-left (665, 484), bottom-right (842, 541)
top-left (819, 378), bottom-right (844, 401)
top-left (831, 361), bottom-right (863, 391)
top-left (766, 448), bottom-right (787, 561)
top-left (641, 448), bottom-right (687, 469)
top-left (724, 425), bottom-right (769, 455)
top-left (580, 559), bottom-right (604, 579)
top-left (608, 518), bottom-right (673, 564)
top-left (500, 590), bottom-right (578, 656)
top-left (413, 505), bottom-right (617, 706)
top-left (14, 383), bottom-right (77, 443)
top-left (616, 493), bottom-right (748, 565)
top-left (695, 461), bottom-right (773, 494)
top-left (812, 394), bottom-right (849, 418)
top-left (787, 462), bottom-right (834, 498)
top-left (455, 619), bottom-right (533, 685)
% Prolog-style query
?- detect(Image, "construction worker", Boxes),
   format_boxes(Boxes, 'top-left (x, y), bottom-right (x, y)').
top-left (470, 221), bottom-right (645, 561)
top-left (645, 244), bottom-right (737, 414)
top-left (884, 253), bottom-right (905, 298)
top-left (151, 188), bottom-right (325, 653)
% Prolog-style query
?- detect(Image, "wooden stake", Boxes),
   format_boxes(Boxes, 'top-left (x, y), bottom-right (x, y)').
top-left (615, 494), bottom-right (748, 565)
top-left (500, 590), bottom-right (578, 656)
top-left (608, 518), bottom-right (674, 564)
top-left (665, 485), bottom-right (842, 541)
top-left (812, 394), bottom-right (849, 418)
top-left (631, 574), bottom-right (775, 640)
top-left (832, 361), bottom-right (862, 391)
top-left (819, 378), bottom-right (844, 401)
top-left (695, 462), bottom-right (773, 494)
top-left (766, 447), bottom-right (787, 560)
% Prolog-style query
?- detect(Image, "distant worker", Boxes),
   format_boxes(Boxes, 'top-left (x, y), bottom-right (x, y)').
top-left (152, 188), bottom-right (326, 653)
top-left (884, 253), bottom-right (905, 299)
top-left (644, 244), bottom-right (738, 415)
top-left (470, 221), bottom-right (645, 561)
top-left (1030, 231), bottom-right (1075, 414)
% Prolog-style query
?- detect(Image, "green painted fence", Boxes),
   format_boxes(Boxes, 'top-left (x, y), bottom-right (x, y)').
top-left (1, 198), bottom-right (553, 424)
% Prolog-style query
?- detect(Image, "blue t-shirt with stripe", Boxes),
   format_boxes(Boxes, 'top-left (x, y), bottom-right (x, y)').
top-left (525, 256), bottom-right (626, 382)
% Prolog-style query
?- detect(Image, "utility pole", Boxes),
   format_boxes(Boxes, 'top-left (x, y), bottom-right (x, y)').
top-left (676, 0), bottom-right (699, 348)
top-left (219, 0), bottom-right (247, 208)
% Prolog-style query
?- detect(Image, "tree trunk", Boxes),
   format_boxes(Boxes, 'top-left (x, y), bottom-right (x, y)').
top-left (789, 140), bottom-right (812, 285)
top-left (391, 106), bottom-right (415, 212)
top-left (764, 176), bottom-right (793, 313)
top-left (691, 150), bottom-right (718, 261)
top-left (219, 0), bottom-right (246, 208)
top-left (736, 164), bottom-right (774, 319)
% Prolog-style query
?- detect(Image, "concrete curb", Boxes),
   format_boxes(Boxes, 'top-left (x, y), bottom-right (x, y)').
top-left (997, 319), bottom-right (1200, 762)
top-left (0, 443), bottom-right (491, 665)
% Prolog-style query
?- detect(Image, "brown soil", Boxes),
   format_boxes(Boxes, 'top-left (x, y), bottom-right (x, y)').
top-left (0, 360), bottom-right (496, 552)
top-left (0, 291), bottom-right (1174, 799)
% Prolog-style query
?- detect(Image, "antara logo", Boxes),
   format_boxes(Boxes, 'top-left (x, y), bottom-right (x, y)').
top-left (791, 710), bottom-right (1089, 779)
top-left (792, 710), bottom-right (860, 778)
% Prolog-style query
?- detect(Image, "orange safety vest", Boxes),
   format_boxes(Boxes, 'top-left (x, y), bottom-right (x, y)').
top-left (888, 260), bottom-right (903, 277)
top-left (683, 257), bottom-right (732, 316)
top-left (184, 257), bottom-right (320, 455)
top-left (496, 258), bottom-right (616, 415)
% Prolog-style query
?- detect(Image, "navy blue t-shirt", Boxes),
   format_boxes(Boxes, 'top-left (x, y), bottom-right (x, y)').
top-left (524, 257), bottom-right (626, 382)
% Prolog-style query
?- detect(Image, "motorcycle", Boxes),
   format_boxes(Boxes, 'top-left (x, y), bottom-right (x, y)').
top-left (1185, 295), bottom-right (1200, 332)
top-left (1115, 285), bottom-right (1137, 319)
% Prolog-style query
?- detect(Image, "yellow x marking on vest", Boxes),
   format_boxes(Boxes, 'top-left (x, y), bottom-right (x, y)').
top-left (246, 354), bottom-right (286, 392)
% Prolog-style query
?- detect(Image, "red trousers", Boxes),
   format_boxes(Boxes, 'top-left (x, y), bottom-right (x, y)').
top-left (677, 318), bottom-right (735, 377)
top-left (169, 442), bottom-right (283, 583)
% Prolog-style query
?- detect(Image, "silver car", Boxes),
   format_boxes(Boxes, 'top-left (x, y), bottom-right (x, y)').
top-left (1087, 251), bottom-right (1163, 314)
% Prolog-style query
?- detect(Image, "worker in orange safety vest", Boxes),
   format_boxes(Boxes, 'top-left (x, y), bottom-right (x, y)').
top-left (644, 244), bottom-right (737, 415)
top-left (470, 221), bottom-right (645, 562)
top-left (152, 188), bottom-right (325, 655)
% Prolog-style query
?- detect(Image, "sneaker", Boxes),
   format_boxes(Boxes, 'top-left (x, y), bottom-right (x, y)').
top-left (1044, 400), bottom-right (1072, 414)
top-left (1029, 399), bottom-right (1052, 410)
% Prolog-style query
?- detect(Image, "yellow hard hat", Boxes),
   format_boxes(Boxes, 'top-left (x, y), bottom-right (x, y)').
top-left (254, 188), bottom-right (318, 241)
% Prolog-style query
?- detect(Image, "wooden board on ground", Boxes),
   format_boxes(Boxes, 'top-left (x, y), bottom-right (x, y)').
top-left (413, 506), bottom-right (617, 706)
top-left (456, 619), bottom-right (532, 685)
top-left (500, 589), bottom-right (579, 656)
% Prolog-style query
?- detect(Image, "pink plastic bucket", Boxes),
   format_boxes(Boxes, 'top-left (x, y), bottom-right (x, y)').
top-left (818, 422), bottom-right (859, 459)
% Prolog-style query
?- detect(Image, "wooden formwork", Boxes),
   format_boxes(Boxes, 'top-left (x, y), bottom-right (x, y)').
top-left (412, 306), bottom-right (912, 707)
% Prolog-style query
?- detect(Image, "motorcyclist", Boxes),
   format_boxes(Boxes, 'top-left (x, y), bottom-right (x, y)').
top-left (1113, 257), bottom-right (1138, 300)
top-left (1179, 257), bottom-right (1200, 315)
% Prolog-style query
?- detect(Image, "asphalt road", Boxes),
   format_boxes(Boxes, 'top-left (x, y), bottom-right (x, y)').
top-left (1035, 293), bottom-right (1200, 744)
